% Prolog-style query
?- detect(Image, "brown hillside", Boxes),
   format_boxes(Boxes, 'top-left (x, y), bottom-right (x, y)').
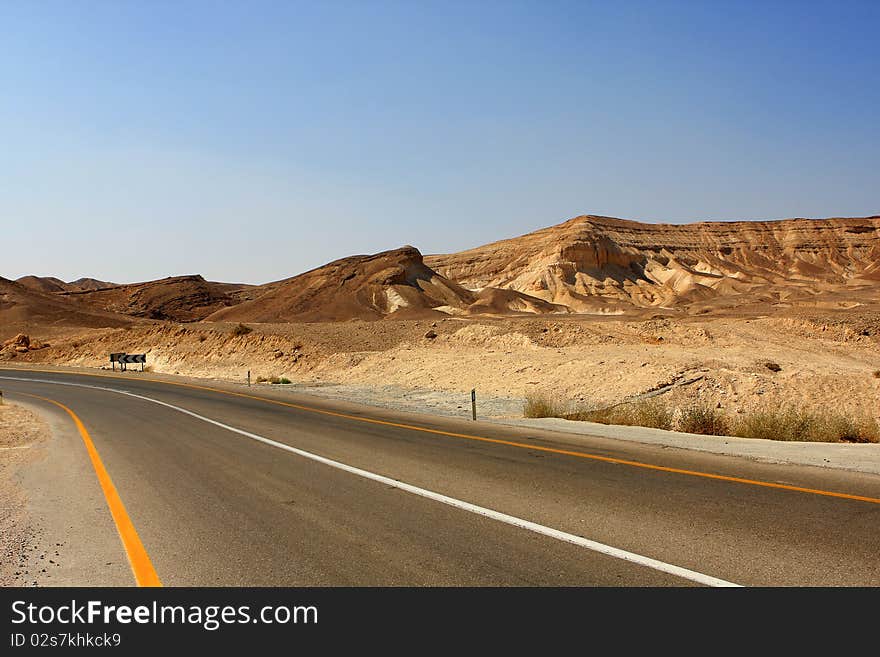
top-left (68, 277), bottom-right (115, 291)
top-left (16, 276), bottom-right (117, 293)
top-left (207, 246), bottom-right (573, 323)
top-left (15, 276), bottom-right (70, 293)
top-left (425, 215), bottom-right (880, 312)
top-left (0, 276), bottom-right (134, 340)
top-left (207, 246), bottom-right (480, 322)
top-left (59, 275), bottom-right (252, 322)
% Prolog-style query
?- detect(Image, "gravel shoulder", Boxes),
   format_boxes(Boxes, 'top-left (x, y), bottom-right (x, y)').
top-left (0, 401), bottom-right (49, 586)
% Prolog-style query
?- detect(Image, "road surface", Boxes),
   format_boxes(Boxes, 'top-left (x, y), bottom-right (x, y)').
top-left (2, 368), bottom-right (879, 586)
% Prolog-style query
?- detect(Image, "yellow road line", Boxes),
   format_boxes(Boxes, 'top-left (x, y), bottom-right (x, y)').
top-left (7, 367), bottom-right (880, 506)
top-left (19, 392), bottom-right (162, 587)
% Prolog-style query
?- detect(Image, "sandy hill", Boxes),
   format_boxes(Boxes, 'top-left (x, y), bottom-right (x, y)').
top-left (59, 274), bottom-right (252, 322)
top-left (425, 215), bottom-right (880, 313)
top-left (0, 276), bottom-right (134, 340)
top-left (206, 246), bottom-right (564, 323)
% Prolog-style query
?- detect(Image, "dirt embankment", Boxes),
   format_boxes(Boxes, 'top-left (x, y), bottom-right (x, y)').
top-left (5, 308), bottom-right (879, 424)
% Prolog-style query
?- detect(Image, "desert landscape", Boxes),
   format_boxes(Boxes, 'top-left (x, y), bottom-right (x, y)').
top-left (3, 214), bottom-right (879, 441)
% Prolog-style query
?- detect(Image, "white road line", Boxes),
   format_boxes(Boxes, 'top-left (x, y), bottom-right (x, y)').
top-left (0, 375), bottom-right (742, 587)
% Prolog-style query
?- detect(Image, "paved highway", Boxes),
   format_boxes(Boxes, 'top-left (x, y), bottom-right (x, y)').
top-left (2, 368), bottom-right (880, 586)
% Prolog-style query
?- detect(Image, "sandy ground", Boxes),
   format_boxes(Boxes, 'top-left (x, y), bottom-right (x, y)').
top-left (2, 306), bottom-right (878, 456)
top-left (10, 310), bottom-right (878, 422)
top-left (0, 401), bottom-right (52, 586)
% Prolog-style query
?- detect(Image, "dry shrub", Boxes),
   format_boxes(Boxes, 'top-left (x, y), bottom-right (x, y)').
top-left (522, 393), bottom-right (879, 444)
top-left (731, 407), bottom-right (879, 443)
top-left (814, 414), bottom-right (880, 444)
top-left (677, 404), bottom-right (729, 435)
top-left (232, 323), bottom-right (253, 337)
top-left (568, 398), bottom-right (673, 430)
top-left (523, 393), bottom-right (567, 418)
top-left (732, 407), bottom-right (816, 442)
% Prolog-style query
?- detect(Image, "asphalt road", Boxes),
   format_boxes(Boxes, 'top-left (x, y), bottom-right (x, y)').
top-left (3, 368), bottom-right (880, 586)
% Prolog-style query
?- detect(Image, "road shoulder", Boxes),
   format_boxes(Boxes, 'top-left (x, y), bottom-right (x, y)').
top-left (1, 396), bottom-right (131, 586)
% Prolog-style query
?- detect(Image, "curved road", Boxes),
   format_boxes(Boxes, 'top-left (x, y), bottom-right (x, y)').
top-left (3, 367), bottom-right (880, 586)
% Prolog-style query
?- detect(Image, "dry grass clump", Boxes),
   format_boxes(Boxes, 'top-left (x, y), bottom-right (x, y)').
top-left (678, 404), bottom-right (728, 435)
top-left (567, 398), bottom-right (673, 430)
top-left (255, 375), bottom-right (292, 385)
top-left (873, 369), bottom-right (880, 379)
top-left (732, 407), bottom-right (815, 442)
top-left (731, 407), bottom-right (879, 443)
top-left (522, 393), bottom-right (879, 443)
top-left (523, 394), bottom-right (568, 418)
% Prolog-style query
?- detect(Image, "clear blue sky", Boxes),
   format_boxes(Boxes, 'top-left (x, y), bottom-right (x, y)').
top-left (2, 1), bottom-right (878, 284)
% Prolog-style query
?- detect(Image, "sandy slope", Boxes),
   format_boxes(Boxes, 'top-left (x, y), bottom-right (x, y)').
top-left (9, 307), bottom-right (879, 426)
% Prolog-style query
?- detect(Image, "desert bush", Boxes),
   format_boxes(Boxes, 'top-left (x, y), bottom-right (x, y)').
top-left (873, 370), bottom-right (880, 379)
top-left (732, 407), bottom-right (880, 443)
top-left (732, 407), bottom-right (816, 442)
top-left (568, 398), bottom-right (673, 430)
top-left (813, 414), bottom-right (880, 444)
top-left (275, 377), bottom-right (291, 385)
top-left (255, 375), bottom-right (268, 384)
top-left (232, 323), bottom-right (253, 337)
top-left (198, 334), bottom-right (207, 343)
top-left (523, 393), bottom-right (567, 418)
top-left (523, 391), bottom-right (878, 444)
top-left (678, 404), bottom-right (729, 435)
